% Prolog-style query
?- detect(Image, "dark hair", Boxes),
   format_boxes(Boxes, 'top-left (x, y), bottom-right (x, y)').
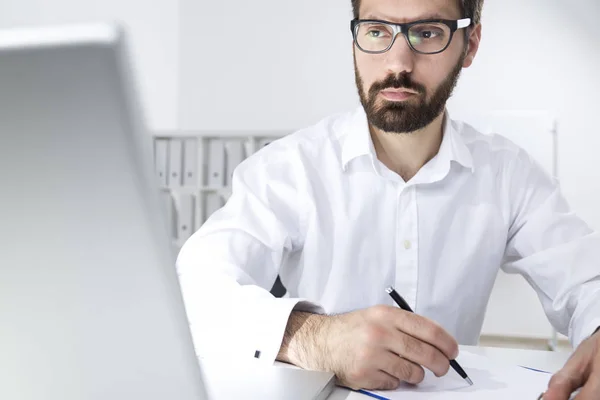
top-left (350, 0), bottom-right (484, 25)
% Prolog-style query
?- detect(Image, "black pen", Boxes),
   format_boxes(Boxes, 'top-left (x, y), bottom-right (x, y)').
top-left (385, 287), bottom-right (474, 386)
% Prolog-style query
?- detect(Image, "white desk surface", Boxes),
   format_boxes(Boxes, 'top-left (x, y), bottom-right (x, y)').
top-left (326, 345), bottom-right (572, 400)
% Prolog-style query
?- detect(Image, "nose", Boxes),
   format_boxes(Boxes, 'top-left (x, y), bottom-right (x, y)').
top-left (383, 32), bottom-right (415, 76)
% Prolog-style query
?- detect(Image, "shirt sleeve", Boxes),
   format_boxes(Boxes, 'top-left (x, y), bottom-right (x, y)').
top-left (175, 147), bottom-right (323, 364)
top-left (502, 148), bottom-right (600, 348)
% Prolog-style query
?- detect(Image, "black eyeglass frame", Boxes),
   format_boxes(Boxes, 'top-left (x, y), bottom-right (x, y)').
top-left (350, 18), bottom-right (472, 55)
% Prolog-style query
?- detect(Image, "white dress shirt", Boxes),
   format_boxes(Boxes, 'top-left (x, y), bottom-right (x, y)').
top-left (177, 107), bottom-right (600, 364)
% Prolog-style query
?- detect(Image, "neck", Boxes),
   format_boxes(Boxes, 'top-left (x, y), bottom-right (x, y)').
top-left (370, 112), bottom-right (445, 182)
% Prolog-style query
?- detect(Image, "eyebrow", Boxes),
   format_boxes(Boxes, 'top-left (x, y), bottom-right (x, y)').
top-left (362, 13), bottom-right (453, 22)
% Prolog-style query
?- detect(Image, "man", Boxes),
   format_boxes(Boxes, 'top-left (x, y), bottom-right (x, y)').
top-left (177, 0), bottom-right (600, 398)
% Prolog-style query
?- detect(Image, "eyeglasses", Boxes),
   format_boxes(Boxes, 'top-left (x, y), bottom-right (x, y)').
top-left (351, 18), bottom-right (471, 55)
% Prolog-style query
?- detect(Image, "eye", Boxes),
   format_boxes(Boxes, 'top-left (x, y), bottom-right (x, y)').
top-left (415, 29), bottom-right (442, 39)
top-left (362, 24), bottom-right (392, 39)
top-left (367, 29), bottom-right (384, 38)
top-left (410, 24), bottom-right (446, 42)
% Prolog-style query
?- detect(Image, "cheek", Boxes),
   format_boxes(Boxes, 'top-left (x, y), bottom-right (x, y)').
top-left (355, 61), bottom-right (377, 88)
top-left (414, 57), bottom-right (457, 88)
top-left (356, 50), bottom-right (388, 73)
top-left (409, 63), bottom-right (437, 88)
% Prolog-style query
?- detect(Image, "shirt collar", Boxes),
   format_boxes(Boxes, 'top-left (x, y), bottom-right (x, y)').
top-left (340, 107), bottom-right (375, 171)
top-left (339, 106), bottom-right (474, 175)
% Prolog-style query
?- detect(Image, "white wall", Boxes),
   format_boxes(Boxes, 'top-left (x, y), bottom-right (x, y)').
top-left (0, 0), bottom-right (180, 131)
top-left (180, 0), bottom-right (359, 131)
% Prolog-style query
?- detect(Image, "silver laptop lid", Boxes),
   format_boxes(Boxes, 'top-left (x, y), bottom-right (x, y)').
top-left (0, 23), bottom-right (207, 400)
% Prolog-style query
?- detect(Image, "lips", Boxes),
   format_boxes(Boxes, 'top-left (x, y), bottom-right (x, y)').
top-left (380, 89), bottom-right (418, 101)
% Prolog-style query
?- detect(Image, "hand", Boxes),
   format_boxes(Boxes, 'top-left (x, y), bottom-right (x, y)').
top-left (277, 306), bottom-right (459, 390)
top-left (543, 331), bottom-right (600, 399)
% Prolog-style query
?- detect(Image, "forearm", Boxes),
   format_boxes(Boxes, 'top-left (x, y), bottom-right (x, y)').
top-left (277, 311), bottom-right (332, 371)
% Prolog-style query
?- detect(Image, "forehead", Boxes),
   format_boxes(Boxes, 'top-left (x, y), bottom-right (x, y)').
top-left (359, 0), bottom-right (462, 22)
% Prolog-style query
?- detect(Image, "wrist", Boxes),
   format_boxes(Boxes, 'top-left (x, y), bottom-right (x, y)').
top-left (277, 311), bottom-right (331, 370)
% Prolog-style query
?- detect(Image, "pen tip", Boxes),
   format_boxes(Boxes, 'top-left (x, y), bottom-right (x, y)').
top-left (385, 287), bottom-right (394, 294)
top-left (466, 377), bottom-right (473, 386)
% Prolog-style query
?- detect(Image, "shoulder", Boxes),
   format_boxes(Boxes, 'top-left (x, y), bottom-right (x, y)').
top-left (237, 110), bottom-right (353, 175)
top-left (451, 118), bottom-right (539, 174)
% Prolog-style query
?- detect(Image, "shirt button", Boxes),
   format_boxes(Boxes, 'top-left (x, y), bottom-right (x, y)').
top-left (404, 240), bottom-right (412, 250)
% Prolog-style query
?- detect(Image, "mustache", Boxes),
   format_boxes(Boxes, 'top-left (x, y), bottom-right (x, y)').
top-left (369, 73), bottom-right (426, 96)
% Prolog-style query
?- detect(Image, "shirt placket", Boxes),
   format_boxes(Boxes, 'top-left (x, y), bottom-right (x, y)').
top-left (394, 185), bottom-right (419, 311)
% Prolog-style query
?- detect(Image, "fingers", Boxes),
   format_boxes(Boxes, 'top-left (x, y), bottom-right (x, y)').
top-left (401, 313), bottom-right (458, 360)
top-left (388, 309), bottom-right (459, 360)
top-left (543, 353), bottom-right (588, 400)
top-left (379, 351), bottom-right (426, 385)
top-left (386, 332), bottom-right (451, 377)
top-left (365, 371), bottom-right (401, 391)
top-left (575, 377), bottom-right (600, 399)
top-left (574, 352), bottom-right (600, 399)
top-left (543, 373), bottom-right (582, 400)
top-left (339, 360), bottom-right (400, 391)
top-left (340, 353), bottom-right (424, 390)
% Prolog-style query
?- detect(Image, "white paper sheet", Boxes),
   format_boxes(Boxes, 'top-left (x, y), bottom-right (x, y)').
top-left (362, 351), bottom-right (550, 399)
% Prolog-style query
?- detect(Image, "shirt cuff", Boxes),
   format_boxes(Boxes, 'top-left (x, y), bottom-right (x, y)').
top-left (569, 301), bottom-right (600, 348)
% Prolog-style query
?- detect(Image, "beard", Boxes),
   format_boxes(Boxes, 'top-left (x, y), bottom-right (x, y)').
top-left (355, 55), bottom-right (465, 134)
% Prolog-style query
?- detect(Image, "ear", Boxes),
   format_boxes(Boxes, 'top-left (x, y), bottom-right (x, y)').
top-left (462, 23), bottom-right (482, 68)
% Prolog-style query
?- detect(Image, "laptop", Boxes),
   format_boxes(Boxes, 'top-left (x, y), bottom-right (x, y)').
top-left (0, 22), bottom-right (209, 400)
top-left (0, 22), bottom-right (335, 400)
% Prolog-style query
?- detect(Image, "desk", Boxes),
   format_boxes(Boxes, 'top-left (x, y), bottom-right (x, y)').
top-left (326, 345), bottom-right (572, 400)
